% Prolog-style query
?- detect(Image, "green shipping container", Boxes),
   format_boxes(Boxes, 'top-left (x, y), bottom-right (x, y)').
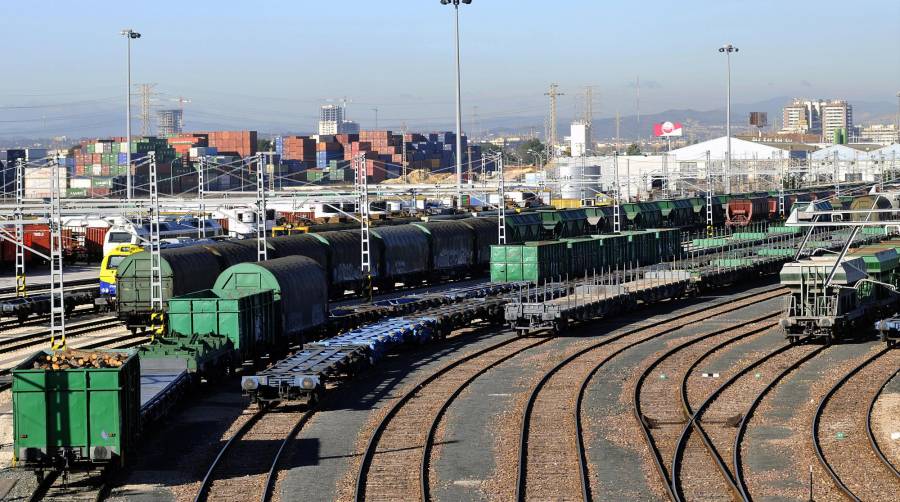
top-left (66, 188), bottom-right (87, 197)
top-left (92, 176), bottom-right (114, 188)
top-left (12, 349), bottom-right (140, 469)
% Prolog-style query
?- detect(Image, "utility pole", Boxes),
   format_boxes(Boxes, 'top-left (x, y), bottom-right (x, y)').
top-left (706, 150), bottom-right (714, 235)
top-left (613, 153), bottom-right (621, 233)
top-left (545, 83), bottom-right (564, 157)
top-left (615, 110), bottom-right (620, 154)
top-left (147, 152), bottom-right (163, 339)
top-left (635, 76), bottom-right (641, 146)
top-left (138, 83), bottom-right (157, 136)
top-left (497, 153), bottom-right (506, 244)
top-left (401, 122), bottom-right (408, 181)
top-left (198, 156), bottom-right (206, 239)
top-left (356, 153), bottom-right (372, 301)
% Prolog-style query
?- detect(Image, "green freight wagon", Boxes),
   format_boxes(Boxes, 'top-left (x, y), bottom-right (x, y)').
top-left (621, 202), bottom-right (663, 230)
top-left (12, 350), bottom-right (140, 470)
top-left (537, 208), bottom-right (588, 239)
top-left (503, 213), bottom-right (543, 243)
top-left (522, 241), bottom-right (568, 282)
top-left (147, 288), bottom-right (276, 371)
top-left (213, 256), bottom-right (328, 345)
top-left (655, 199), bottom-right (694, 228)
top-left (116, 247), bottom-right (225, 328)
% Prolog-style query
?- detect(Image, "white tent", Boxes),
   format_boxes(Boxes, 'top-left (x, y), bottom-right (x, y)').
top-left (867, 144), bottom-right (900, 160)
top-left (810, 144), bottom-right (864, 161)
top-left (668, 136), bottom-right (785, 161)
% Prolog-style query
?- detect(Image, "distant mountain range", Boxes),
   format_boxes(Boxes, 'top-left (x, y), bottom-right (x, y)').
top-left (1, 96), bottom-right (896, 148)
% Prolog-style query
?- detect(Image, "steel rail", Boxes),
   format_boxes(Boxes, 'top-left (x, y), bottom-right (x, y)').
top-left (866, 364), bottom-right (900, 481)
top-left (733, 344), bottom-right (826, 501)
top-left (194, 406), bottom-right (269, 502)
top-left (353, 334), bottom-right (523, 502)
top-left (811, 347), bottom-right (891, 501)
top-left (670, 324), bottom-right (779, 501)
top-left (672, 338), bottom-right (807, 501)
top-left (260, 409), bottom-right (317, 502)
top-left (0, 317), bottom-right (120, 354)
top-left (632, 311), bottom-right (780, 501)
top-left (515, 287), bottom-right (786, 502)
top-left (419, 337), bottom-right (551, 501)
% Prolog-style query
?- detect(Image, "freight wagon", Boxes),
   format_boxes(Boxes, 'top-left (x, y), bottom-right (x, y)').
top-left (780, 244), bottom-right (900, 343)
top-left (726, 195), bottom-right (770, 226)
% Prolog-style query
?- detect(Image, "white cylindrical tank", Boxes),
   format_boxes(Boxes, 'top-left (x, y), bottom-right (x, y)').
top-left (557, 161), bottom-right (601, 200)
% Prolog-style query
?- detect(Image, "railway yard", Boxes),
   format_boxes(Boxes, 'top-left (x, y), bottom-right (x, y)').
top-left (0, 190), bottom-right (899, 502)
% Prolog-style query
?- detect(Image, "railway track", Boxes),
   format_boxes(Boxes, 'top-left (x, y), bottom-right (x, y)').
top-left (0, 315), bottom-right (121, 355)
top-left (732, 342), bottom-right (830, 499)
top-left (867, 364), bottom-right (900, 481)
top-left (193, 402), bottom-right (315, 502)
top-left (510, 286), bottom-right (786, 501)
top-left (812, 347), bottom-right (900, 500)
top-left (632, 311), bottom-right (780, 500)
top-left (0, 278), bottom-right (96, 298)
top-left (672, 336), bottom-right (824, 501)
top-left (354, 334), bottom-right (551, 501)
top-left (0, 303), bottom-right (106, 330)
top-left (28, 470), bottom-right (109, 502)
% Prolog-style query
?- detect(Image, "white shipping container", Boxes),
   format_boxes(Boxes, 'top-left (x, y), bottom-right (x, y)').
top-left (71, 177), bottom-right (92, 189)
top-left (24, 189), bottom-right (52, 198)
top-left (95, 143), bottom-right (105, 154)
top-left (92, 164), bottom-right (102, 176)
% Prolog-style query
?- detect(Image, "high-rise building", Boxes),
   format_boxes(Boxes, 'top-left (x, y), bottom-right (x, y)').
top-left (157, 109), bottom-right (184, 137)
top-left (821, 100), bottom-right (853, 143)
top-left (781, 99), bottom-right (823, 134)
top-left (318, 105), bottom-right (344, 135)
top-left (570, 121), bottom-right (592, 157)
top-left (859, 124), bottom-right (899, 146)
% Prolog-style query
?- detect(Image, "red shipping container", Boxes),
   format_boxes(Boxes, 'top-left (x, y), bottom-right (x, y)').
top-left (85, 227), bottom-right (109, 259)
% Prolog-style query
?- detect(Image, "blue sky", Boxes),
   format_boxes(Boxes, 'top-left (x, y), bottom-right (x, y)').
top-left (2, 0), bottom-right (898, 135)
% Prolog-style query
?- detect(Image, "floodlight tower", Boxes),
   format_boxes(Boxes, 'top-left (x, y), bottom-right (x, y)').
top-left (440, 0), bottom-right (472, 207)
top-left (718, 43), bottom-right (738, 194)
top-left (121, 28), bottom-right (142, 199)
